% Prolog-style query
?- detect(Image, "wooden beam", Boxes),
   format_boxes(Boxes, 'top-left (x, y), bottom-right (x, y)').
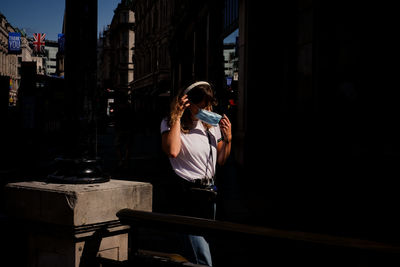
top-left (117, 209), bottom-right (400, 254)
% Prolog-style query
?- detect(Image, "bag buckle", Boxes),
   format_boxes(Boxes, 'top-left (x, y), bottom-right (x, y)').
top-left (194, 178), bottom-right (213, 186)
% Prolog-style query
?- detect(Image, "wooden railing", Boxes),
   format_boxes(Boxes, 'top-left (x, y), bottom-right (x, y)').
top-left (115, 209), bottom-right (400, 266)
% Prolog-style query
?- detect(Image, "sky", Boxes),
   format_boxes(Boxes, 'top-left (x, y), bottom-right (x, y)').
top-left (0, 0), bottom-right (121, 41)
top-left (224, 28), bottom-right (238, 44)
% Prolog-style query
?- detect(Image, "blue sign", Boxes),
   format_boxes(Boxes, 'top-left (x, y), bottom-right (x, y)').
top-left (8, 32), bottom-right (21, 54)
top-left (226, 76), bottom-right (232, 86)
top-left (58, 33), bottom-right (65, 54)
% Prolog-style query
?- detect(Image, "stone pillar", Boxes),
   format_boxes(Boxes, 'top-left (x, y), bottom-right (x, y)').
top-left (5, 179), bottom-right (152, 267)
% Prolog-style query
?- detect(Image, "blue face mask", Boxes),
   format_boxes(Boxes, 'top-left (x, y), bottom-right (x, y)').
top-left (195, 109), bottom-right (222, 126)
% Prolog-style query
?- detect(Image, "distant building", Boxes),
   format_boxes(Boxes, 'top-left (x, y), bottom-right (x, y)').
top-left (223, 42), bottom-right (238, 81)
top-left (128, 0), bottom-right (175, 131)
top-left (0, 12), bottom-right (19, 104)
top-left (25, 38), bottom-right (45, 75)
top-left (44, 40), bottom-right (58, 76)
top-left (97, 0), bottom-right (135, 126)
top-left (56, 15), bottom-right (65, 77)
top-left (130, 0), bottom-right (172, 98)
top-left (1, 13), bottom-right (46, 105)
top-left (111, 0), bottom-right (135, 95)
top-left (98, 0), bottom-right (135, 98)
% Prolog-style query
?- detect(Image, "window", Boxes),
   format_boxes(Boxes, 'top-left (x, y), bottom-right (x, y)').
top-left (122, 31), bottom-right (129, 47)
top-left (121, 12), bottom-right (128, 23)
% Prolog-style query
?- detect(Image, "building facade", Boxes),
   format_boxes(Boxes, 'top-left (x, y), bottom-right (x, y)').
top-left (44, 40), bottom-right (58, 76)
top-left (99, 0), bottom-right (135, 97)
top-left (128, 0), bottom-right (174, 130)
top-left (1, 12), bottom-right (57, 106)
top-left (110, 0), bottom-right (135, 95)
top-left (97, 0), bottom-right (135, 128)
top-left (0, 13), bottom-right (19, 104)
top-left (129, 0), bottom-right (225, 131)
top-left (130, 0), bottom-right (172, 96)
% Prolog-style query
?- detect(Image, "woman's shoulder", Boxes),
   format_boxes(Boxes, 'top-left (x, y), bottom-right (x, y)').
top-left (160, 117), bottom-right (170, 133)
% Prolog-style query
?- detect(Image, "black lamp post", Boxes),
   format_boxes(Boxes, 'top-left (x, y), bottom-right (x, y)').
top-left (48, 0), bottom-right (108, 184)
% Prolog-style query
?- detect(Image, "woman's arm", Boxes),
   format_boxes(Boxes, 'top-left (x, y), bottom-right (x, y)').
top-left (217, 114), bottom-right (232, 165)
top-left (162, 119), bottom-right (182, 158)
top-left (161, 95), bottom-right (189, 158)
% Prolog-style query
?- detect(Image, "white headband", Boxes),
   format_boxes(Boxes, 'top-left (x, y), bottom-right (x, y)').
top-left (183, 81), bottom-right (210, 95)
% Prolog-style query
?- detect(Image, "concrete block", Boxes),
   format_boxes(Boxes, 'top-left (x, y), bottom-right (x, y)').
top-left (5, 179), bottom-right (152, 226)
top-left (4, 179), bottom-right (152, 267)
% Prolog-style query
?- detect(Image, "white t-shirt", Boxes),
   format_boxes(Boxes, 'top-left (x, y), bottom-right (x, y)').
top-left (160, 118), bottom-right (222, 182)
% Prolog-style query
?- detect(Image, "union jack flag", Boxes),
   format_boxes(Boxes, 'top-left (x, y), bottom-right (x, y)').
top-left (33, 33), bottom-right (46, 53)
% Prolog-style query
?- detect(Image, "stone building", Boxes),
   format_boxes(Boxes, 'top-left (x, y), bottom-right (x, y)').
top-left (0, 13), bottom-right (46, 105)
top-left (129, 0), bottom-right (225, 131)
top-left (56, 16), bottom-right (66, 78)
top-left (44, 40), bottom-right (58, 76)
top-left (129, 0), bottom-right (172, 104)
top-left (0, 13), bottom-right (19, 104)
top-left (223, 41), bottom-right (238, 81)
top-left (97, 0), bottom-right (135, 129)
top-left (25, 38), bottom-right (45, 76)
top-left (0, 12), bottom-right (54, 106)
top-left (98, 0), bottom-right (135, 98)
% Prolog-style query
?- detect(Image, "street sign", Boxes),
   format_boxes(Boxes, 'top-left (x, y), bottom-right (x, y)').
top-left (8, 32), bottom-right (21, 54)
top-left (58, 33), bottom-right (65, 53)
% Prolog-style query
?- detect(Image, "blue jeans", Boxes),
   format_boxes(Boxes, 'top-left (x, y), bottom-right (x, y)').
top-left (183, 234), bottom-right (213, 266)
top-left (181, 202), bottom-right (216, 266)
top-left (163, 172), bottom-right (217, 266)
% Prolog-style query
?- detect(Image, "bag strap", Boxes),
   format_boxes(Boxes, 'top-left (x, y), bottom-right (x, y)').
top-left (204, 129), bottom-right (214, 180)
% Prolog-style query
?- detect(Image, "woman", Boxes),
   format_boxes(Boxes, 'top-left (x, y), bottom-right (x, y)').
top-left (160, 81), bottom-right (232, 266)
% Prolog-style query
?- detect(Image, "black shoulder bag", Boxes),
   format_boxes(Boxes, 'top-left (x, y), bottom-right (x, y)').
top-left (189, 129), bottom-right (218, 203)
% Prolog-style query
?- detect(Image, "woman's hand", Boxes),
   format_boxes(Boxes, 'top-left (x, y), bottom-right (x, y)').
top-left (217, 114), bottom-right (232, 165)
top-left (177, 94), bottom-right (190, 118)
top-left (219, 114), bottom-right (232, 143)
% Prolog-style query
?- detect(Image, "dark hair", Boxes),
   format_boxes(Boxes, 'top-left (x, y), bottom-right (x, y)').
top-left (185, 83), bottom-right (217, 106)
top-left (169, 81), bottom-right (217, 132)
